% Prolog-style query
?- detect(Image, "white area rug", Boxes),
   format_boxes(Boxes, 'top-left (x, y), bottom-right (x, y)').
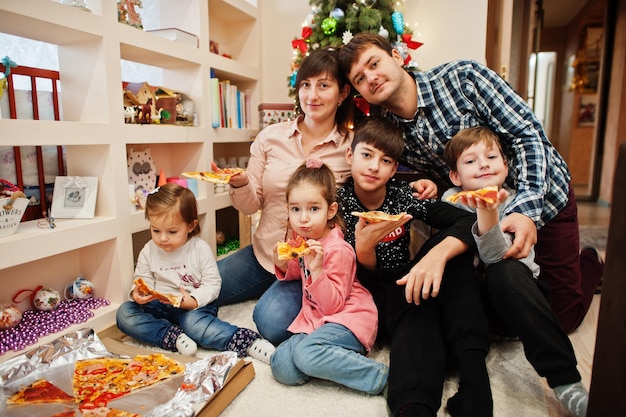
top-left (115, 299), bottom-right (548, 416)
top-left (214, 300), bottom-right (548, 417)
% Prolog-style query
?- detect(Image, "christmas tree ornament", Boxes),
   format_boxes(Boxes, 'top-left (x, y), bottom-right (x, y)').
top-left (330, 8), bottom-right (345, 20)
top-left (0, 305), bottom-right (22, 330)
top-left (391, 10), bottom-right (405, 36)
top-left (378, 25), bottom-right (389, 39)
top-left (64, 274), bottom-right (95, 300)
top-left (360, 0), bottom-right (377, 7)
top-left (13, 285), bottom-right (61, 312)
top-left (342, 30), bottom-right (354, 45)
top-left (321, 17), bottom-right (338, 35)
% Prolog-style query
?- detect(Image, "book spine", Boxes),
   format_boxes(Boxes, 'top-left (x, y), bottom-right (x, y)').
top-left (210, 77), bottom-right (220, 128)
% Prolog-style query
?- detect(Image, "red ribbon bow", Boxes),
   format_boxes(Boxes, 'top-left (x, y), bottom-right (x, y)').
top-left (402, 34), bottom-right (423, 50)
top-left (292, 27), bottom-right (313, 54)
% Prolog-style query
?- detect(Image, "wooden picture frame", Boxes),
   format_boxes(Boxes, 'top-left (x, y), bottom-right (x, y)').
top-left (51, 176), bottom-right (98, 219)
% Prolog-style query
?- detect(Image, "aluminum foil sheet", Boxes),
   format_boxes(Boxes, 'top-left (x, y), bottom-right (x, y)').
top-left (0, 328), bottom-right (241, 417)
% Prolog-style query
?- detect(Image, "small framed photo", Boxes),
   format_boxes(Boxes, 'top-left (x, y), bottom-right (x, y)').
top-left (51, 176), bottom-right (98, 219)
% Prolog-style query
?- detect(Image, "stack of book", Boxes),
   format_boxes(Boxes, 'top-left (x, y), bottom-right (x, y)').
top-left (210, 76), bottom-right (251, 129)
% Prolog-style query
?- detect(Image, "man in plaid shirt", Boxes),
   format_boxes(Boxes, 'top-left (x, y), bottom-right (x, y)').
top-left (339, 32), bottom-right (603, 335)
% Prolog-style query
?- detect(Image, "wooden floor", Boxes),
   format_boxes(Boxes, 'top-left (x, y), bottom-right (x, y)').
top-left (544, 201), bottom-right (610, 416)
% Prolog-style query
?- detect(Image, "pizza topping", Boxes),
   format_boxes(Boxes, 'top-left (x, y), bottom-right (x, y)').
top-left (277, 236), bottom-right (310, 261)
top-left (73, 354), bottom-right (184, 410)
top-left (351, 211), bottom-right (406, 223)
top-left (7, 379), bottom-right (74, 405)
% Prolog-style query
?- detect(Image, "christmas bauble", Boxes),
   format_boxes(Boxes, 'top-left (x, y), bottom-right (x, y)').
top-left (65, 276), bottom-right (95, 300)
top-left (0, 305), bottom-right (22, 330)
top-left (33, 287), bottom-right (61, 311)
top-left (330, 8), bottom-right (345, 20)
top-left (321, 17), bottom-right (337, 35)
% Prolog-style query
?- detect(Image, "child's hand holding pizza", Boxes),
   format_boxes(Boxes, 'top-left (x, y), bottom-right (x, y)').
top-left (303, 239), bottom-right (324, 281)
top-left (131, 284), bottom-right (155, 305)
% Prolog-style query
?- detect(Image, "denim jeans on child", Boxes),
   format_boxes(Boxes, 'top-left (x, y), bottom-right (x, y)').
top-left (270, 322), bottom-right (388, 395)
top-left (116, 300), bottom-right (237, 351)
top-left (215, 245), bottom-right (302, 344)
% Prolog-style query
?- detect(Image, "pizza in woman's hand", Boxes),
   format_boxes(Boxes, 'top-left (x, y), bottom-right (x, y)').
top-left (182, 167), bottom-right (244, 184)
top-left (133, 277), bottom-right (182, 307)
top-left (277, 236), bottom-right (311, 261)
top-left (351, 211), bottom-right (407, 223)
top-left (446, 185), bottom-right (499, 205)
top-left (6, 379), bottom-right (74, 405)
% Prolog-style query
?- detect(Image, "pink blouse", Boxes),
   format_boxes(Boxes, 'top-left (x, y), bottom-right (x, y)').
top-left (229, 116), bottom-right (353, 272)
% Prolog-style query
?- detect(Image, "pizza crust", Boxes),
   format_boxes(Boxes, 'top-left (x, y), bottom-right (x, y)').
top-left (350, 211), bottom-right (406, 223)
top-left (133, 277), bottom-right (182, 308)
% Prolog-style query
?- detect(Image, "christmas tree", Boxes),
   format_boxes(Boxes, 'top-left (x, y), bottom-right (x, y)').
top-left (288, 0), bottom-right (422, 96)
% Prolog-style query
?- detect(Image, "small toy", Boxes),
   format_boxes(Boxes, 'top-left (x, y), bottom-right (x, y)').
top-left (64, 274), bottom-right (95, 300)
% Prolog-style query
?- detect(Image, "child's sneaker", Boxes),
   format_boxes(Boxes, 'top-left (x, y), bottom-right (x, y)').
top-left (175, 333), bottom-right (197, 356)
top-left (247, 338), bottom-right (275, 364)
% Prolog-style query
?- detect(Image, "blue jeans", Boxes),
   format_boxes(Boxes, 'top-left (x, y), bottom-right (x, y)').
top-left (270, 323), bottom-right (388, 395)
top-left (216, 245), bottom-right (302, 344)
top-left (116, 300), bottom-right (237, 351)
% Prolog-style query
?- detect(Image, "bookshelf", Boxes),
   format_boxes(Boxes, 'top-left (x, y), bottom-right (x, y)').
top-left (0, 0), bottom-right (259, 362)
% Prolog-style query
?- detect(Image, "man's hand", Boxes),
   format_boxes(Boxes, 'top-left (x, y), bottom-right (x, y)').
top-left (410, 179), bottom-right (438, 199)
top-left (501, 212), bottom-right (537, 259)
top-left (395, 251), bottom-right (445, 304)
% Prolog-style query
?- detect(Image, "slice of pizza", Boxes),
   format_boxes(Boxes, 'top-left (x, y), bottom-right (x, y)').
top-left (351, 211), bottom-right (407, 223)
top-left (81, 407), bottom-right (142, 417)
top-left (133, 277), bottom-right (182, 308)
top-left (6, 379), bottom-right (74, 405)
top-left (73, 354), bottom-right (184, 410)
top-left (182, 167), bottom-right (244, 184)
top-left (446, 185), bottom-right (499, 205)
top-left (277, 236), bottom-right (311, 261)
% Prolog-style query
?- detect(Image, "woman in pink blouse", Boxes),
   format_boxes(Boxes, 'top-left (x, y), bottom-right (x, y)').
top-left (214, 48), bottom-right (354, 344)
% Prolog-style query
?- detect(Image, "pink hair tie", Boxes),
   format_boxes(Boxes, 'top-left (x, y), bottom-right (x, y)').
top-left (306, 158), bottom-right (324, 169)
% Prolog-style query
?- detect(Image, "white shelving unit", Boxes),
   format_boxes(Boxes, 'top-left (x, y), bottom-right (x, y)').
top-left (0, 0), bottom-right (259, 362)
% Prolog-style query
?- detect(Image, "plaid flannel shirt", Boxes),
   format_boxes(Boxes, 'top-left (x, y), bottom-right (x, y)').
top-left (384, 60), bottom-right (571, 228)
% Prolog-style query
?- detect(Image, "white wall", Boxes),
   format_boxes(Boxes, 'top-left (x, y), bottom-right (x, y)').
top-left (260, 0), bottom-right (489, 104)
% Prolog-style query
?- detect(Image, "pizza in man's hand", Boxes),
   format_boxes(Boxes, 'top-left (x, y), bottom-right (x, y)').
top-left (277, 236), bottom-right (311, 261)
top-left (6, 379), bottom-right (74, 405)
top-left (133, 277), bottom-right (182, 308)
top-left (446, 185), bottom-right (499, 205)
top-left (351, 211), bottom-right (407, 223)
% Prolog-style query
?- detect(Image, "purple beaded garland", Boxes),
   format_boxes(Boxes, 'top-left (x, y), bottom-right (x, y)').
top-left (0, 298), bottom-right (110, 354)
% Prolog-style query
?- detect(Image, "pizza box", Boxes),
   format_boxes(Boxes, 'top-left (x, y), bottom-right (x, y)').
top-left (101, 330), bottom-right (255, 417)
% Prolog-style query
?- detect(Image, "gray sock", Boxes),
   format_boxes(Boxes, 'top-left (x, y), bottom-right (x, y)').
top-left (553, 381), bottom-right (588, 417)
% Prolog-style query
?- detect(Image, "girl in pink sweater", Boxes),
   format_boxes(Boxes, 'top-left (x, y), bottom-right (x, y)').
top-left (269, 159), bottom-right (388, 395)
